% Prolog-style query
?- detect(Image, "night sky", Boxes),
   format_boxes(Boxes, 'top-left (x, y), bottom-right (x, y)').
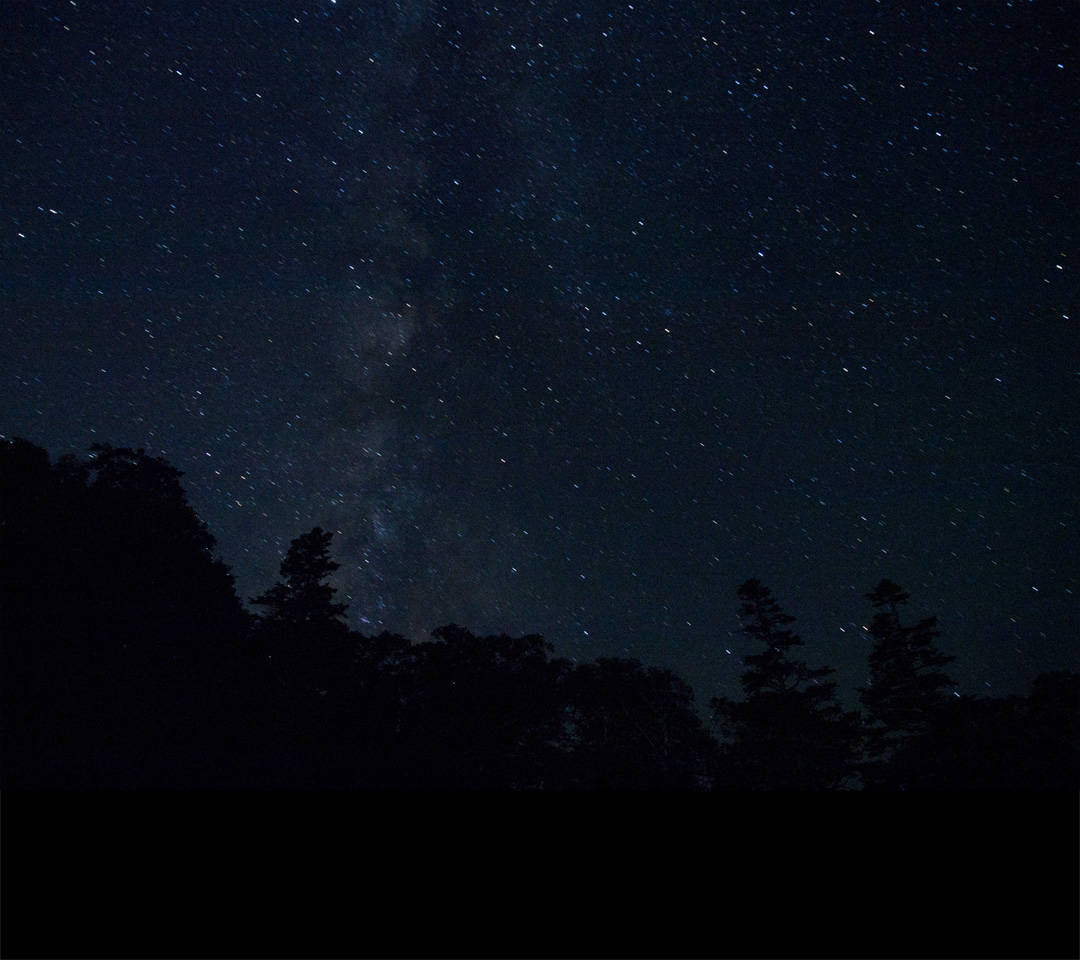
top-left (3, 0), bottom-right (1076, 707)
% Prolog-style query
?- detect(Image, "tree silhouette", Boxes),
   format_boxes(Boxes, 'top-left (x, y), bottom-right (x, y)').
top-left (1, 439), bottom-right (249, 788)
top-left (562, 657), bottom-right (717, 790)
top-left (859, 579), bottom-right (956, 787)
top-left (1020, 670), bottom-right (1080, 790)
top-left (245, 527), bottom-right (355, 783)
top-left (711, 579), bottom-right (858, 790)
top-left (393, 625), bottom-right (571, 789)
top-left (251, 526), bottom-right (349, 631)
top-left (323, 629), bottom-right (416, 789)
top-left (4, 434), bottom-right (1076, 791)
top-left (896, 670), bottom-right (1080, 790)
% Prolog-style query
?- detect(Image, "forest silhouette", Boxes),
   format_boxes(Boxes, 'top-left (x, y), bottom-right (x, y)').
top-left (2, 437), bottom-right (1076, 790)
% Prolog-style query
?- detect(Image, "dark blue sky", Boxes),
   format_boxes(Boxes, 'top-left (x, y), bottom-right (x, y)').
top-left (2, 0), bottom-right (1076, 706)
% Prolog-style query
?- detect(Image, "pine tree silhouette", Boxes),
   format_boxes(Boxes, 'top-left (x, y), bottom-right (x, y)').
top-left (251, 526), bottom-right (348, 631)
top-left (858, 579), bottom-right (956, 788)
top-left (711, 579), bottom-right (858, 789)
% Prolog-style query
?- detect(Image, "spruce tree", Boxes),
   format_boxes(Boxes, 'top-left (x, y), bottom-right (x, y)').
top-left (251, 526), bottom-right (349, 632)
top-left (711, 579), bottom-right (858, 789)
top-left (859, 579), bottom-right (956, 785)
top-left (250, 526), bottom-right (351, 721)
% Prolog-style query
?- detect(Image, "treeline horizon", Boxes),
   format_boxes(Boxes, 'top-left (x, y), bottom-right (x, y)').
top-left (2, 437), bottom-right (1076, 790)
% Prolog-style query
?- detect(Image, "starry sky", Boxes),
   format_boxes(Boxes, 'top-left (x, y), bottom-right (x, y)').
top-left (3, 0), bottom-right (1076, 706)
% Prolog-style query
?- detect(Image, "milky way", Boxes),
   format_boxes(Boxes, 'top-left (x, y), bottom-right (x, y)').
top-left (2, 1), bottom-right (1076, 706)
